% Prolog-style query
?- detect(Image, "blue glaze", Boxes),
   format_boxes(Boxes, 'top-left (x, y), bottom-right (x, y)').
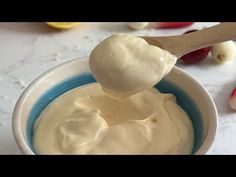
top-left (27, 73), bottom-right (203, 154)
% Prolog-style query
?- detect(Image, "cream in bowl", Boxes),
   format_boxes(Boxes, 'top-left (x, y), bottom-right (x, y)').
top-left (33, 83), bottom-right (194, 154)
top-left (12, 57), bottom-right (217, 154)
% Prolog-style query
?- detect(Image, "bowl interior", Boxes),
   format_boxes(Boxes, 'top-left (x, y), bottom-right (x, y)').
top-left (13, 57), bottom-right (217, 154)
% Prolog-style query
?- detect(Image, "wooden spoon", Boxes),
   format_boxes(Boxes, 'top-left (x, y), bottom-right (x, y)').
top-left (141, 22), bottom-right (236, 58)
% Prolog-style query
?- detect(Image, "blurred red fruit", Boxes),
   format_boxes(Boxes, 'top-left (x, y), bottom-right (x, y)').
top-left (155, 22), bottom-right (194, 29)
top-left (180, 29), bottom-right (211, 64)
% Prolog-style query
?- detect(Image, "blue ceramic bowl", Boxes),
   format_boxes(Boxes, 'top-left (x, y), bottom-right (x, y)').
top-left (12, 57), bottom-right (218, 154)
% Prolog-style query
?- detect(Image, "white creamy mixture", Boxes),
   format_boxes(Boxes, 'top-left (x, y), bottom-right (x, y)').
top-left (34, 83), bottom-right (194, 154)
top-left (89, 34), bottom-right (177, 99)
top-left (34, 34), bottom-right (194, 154)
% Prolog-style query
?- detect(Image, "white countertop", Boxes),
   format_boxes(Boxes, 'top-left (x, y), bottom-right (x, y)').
top-left (0, 22), bottom-right (235, 154)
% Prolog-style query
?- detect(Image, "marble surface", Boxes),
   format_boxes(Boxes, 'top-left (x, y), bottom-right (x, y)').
top-left (0, 22), bottom-right (235, 154)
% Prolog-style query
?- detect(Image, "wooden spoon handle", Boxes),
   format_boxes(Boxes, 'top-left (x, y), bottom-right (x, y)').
top-left (142, 23), bottom-right (236, 58)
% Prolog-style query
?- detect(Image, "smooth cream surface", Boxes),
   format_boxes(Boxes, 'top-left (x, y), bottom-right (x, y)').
top-left (89, 34), bottom-right (177, 99)
top-left (34, 83), bottom-right (194, 154)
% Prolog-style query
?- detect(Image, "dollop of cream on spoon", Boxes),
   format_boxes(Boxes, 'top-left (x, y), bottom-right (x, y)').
top-left (89, 34), bottom-right (177, 99)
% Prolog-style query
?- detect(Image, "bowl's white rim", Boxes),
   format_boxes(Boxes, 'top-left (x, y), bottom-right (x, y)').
top-left (12, 56), bottom-right (218, 155)
top-left (172, 66), bottom-right (218, 155)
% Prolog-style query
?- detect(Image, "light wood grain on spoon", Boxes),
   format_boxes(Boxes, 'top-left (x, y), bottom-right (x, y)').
top-left (141, 22), bottom-right (236, 58)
